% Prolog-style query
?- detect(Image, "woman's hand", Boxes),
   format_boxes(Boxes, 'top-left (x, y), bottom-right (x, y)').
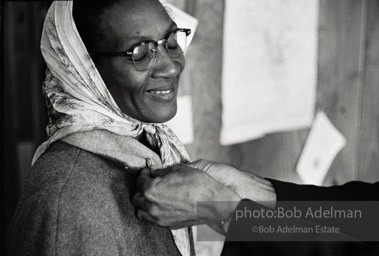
top-left (132, 164), bottom-right (241, 232)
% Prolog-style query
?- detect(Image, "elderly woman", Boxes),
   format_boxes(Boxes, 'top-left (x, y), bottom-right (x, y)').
top-left (6, 0), bottom-right (205, 255)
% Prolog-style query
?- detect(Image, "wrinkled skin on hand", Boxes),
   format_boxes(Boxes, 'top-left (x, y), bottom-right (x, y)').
top-left (132, 164), bottom-right (241, 232)
top-left (187, 160), bottom-right (247, 190)
top-left (188, 160), bottom-right (277, 205)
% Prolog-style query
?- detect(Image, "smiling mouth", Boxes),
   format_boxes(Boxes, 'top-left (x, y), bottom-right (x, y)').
top-left (147, 89), bottom-right (172, 95)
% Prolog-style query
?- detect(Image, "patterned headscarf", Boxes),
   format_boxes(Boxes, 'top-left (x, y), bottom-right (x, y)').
top-left (32, 0), bottom-right (190, 167)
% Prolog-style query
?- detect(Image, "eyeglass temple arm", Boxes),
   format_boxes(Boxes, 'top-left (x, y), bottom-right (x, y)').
top-left (91, 28), bottom-right (191, 56)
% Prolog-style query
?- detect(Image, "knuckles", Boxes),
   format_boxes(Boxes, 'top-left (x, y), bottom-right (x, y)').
top-left (136, 209), bottom-right (145, 221)
top-left (147, 204), bottom-right (160, 217)
top-left (156, 218), bottom-right (167, 227)
top-left (143, 177), bottom-right (161, 201)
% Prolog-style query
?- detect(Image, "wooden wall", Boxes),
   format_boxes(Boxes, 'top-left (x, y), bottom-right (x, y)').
top-left (184, 0), bottom-right (379, 186)
top-left (4, 1), bottom-right (50, 235)
top-left (4, 0), bottom-right (378, 236)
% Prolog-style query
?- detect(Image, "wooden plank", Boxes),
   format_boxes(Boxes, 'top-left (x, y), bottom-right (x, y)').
top-left (30, 3), bottom-right (49, 146)
top-left (317, 0), bottom-right (365, 185)
top-left (166, 0), bottom-right (185, 10)
top-left (180, 4), bottom-right (226, 254)
top-left (358, 0), bottom-right (379, 181)
top-left (4, 2), bottom-right (22, 232)
top-left (4, 1), bottom-right (50, 232)
top-left (185, 0), bottom-right (226, 162)
top-left (230, 130), bottom-right (308, 183)
top-left (13, 3), bottom-right (35, 141)
top-left (184, 0), bottom-right (196, 16)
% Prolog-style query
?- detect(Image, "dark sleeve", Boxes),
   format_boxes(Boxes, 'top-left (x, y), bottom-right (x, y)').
top-left (221, 180), bottom-right (379, 256)
top-left (266, 179), bottom-right (379, 201)
top-left (222, 198), bottom-right (379, 256)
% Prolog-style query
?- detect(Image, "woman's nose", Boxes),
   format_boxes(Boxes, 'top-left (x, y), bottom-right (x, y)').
top-left (151, 45), bottom-right (184, 78)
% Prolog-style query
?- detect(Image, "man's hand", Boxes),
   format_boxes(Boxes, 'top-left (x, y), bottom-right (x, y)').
top-left (132, 164), bottom-right (241, 232)
top-left (187, 160), bottom-right (277, 208)
top-left (186, 160), bottom-right (247, 190)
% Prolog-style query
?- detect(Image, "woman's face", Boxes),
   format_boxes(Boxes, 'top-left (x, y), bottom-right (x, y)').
top-left (93, 0), bottom-right (185, 123)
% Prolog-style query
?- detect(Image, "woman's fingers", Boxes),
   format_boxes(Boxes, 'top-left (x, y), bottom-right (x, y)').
top-left (136, 209), bottom-right (156, 224)
top-left (136, 168), bottom-right (153, 192)
top-left (132, 192), bottom-right (150, 211)
top-left (133, 193), bottom-right (163, 225)
top-left (133, 194), bottom-right (170, 227)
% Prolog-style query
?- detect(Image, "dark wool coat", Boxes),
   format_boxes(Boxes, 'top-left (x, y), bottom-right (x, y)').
top-left (7, 141), bottom-right (184, 256)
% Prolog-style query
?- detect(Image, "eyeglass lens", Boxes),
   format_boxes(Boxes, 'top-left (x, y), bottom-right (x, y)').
top-left (132, 30), bottom-right (188, 71)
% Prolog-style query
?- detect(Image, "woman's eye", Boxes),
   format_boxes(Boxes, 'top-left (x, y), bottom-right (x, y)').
top-left (167, 42), bottom-right (178, 49)
top-left (132, 52), bottom-right (149, 62)
top-left (167, 34), bottom-right (179, 49)
top-left (131, 44), bottom-right (150, 62)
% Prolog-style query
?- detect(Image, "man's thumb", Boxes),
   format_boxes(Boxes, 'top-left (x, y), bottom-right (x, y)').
top-left (186, 160), bottom-right (209, 171)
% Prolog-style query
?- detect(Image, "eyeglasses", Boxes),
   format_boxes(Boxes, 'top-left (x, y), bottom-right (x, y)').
top-left (92, 28), bottom-right (191, 71)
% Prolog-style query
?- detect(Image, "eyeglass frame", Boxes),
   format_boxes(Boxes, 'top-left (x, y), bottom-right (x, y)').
top-left (91, 28), bottom-right (191, 60)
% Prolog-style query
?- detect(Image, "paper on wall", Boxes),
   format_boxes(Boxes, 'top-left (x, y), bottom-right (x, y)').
top-left (296, 112), bottom-right (346, 186)
top-left (166, 96), bottom-right (194, 145)
top-left (221, 0), bottom-right (318, 145)
top-left (193, 225), bottom-right (225, 256)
